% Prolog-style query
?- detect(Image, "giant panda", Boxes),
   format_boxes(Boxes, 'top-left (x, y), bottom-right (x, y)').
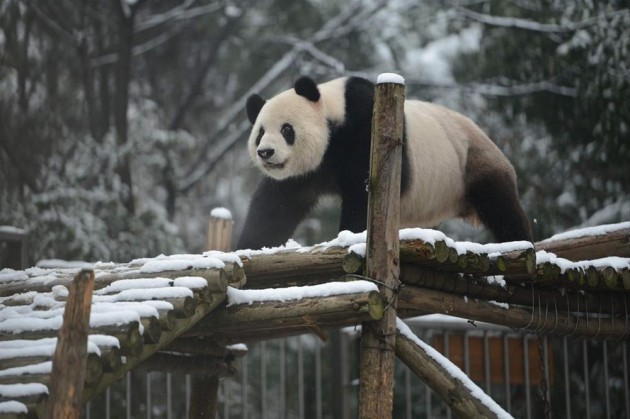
top-left (236, 76), bottom-right (532, 250)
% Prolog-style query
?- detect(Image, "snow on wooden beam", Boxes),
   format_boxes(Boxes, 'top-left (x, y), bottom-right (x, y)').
top-left (187, 287), bottom-right (384, 343)
top-left (536, 222), bottom-right (630, 261)
top-left (396, 319), bottom-right (512, 419)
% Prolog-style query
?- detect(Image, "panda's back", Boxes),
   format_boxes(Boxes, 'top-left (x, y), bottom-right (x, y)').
top-left (400, 100), bottom-right (473, 228)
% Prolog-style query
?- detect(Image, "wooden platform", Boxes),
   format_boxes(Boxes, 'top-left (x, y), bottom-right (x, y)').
top-left (1, 224), bottom-right (629, 418)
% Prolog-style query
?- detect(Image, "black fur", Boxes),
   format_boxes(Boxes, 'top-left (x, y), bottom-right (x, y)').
top-left (294, 76), bottom-right (321, 102)
top-left (466, 174), bottom-right (533, 242)
top-left (246, 94), bottom-right (266, 124)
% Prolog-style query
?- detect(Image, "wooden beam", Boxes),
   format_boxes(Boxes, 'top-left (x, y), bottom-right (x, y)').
top-left (535, 226), bottom-right (630, 261)
top-left (396, 326), bottom-right (507, 418)
top-left (359, 75), bottom-right (405, 419)
top-left (397, 284), bottom-right (630, 339)
top-left (187, 291), bottom-right (384, 340)
top-left (46, 269), bottom-right (95, 419)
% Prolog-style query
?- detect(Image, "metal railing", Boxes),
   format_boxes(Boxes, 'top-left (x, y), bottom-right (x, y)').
top-left (86, 318), bottom-right (630, 418)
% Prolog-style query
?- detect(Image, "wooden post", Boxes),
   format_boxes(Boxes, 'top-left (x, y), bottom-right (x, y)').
top-left (358, 73), bottom-right (405, 418)
top-left (189, 208), bottom-right (234, 419)
top-left (47, 269), bottom-right (95, 419)
top-left (206, 207), bottom-right (234, 252)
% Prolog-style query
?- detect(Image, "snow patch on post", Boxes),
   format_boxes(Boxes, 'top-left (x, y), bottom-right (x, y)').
top-left (210, 207), bottom-right (233, 220)
top-left (376, 72), bottom-right (405, 85)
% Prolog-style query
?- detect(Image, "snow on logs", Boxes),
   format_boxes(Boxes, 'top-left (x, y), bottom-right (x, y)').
top-left (0, 253), bottom-right (240, 412)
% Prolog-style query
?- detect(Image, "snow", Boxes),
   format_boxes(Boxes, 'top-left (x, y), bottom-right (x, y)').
top-left (540, 221), bottom-right (630, 243)
top-left (0, 269), bottom-right (29, 283)
top-left (210, 207), bottom-right (233, 220)
top-left (173, 276), bottom-right (209, 289)
top-left (0, 401), bottom-right (27, 414)
top-left (227, 280), bottom-right (378, 306)
top-left (0, 361), bottom-right (52, 378)
top-left (0, 226), bottom-right (26, 235)
top-left (0, 383), bottom-right (48, 397)
top-left (36, 259), bottom-right (94, 269)
top-left (536, 250), bottom-right (630, 273)
top-left (376, 73), bottom-right (405, 85)
top-left (396, 318), bottom-right (513, 419)
top-left (227, 343), bottom-right (248, 352)
top-left (139, 256), bottom-right (225, 273)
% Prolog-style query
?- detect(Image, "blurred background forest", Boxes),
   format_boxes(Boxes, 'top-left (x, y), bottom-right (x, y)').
top-left (1, 0), bottom-right (628, 264)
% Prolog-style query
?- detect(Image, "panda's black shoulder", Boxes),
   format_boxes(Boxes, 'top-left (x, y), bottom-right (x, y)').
top-left (344, 77), bottom-right (375, 104)
top-left (341, 77), bottom-right (375, 128)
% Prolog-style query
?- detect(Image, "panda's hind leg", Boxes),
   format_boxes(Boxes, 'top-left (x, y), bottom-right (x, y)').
top-left (465, 172), bottom-right (532, 243)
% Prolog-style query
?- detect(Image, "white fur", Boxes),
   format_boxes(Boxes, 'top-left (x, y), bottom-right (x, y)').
top-left (400, 100), bottom-right (469, 227)
top-left (248, 78), bottom-right (347, 180)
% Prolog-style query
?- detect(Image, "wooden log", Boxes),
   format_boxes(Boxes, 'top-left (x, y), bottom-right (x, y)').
top-left (47, 269), bottom-right (95, 419)
top-left (535, 226), bottom-right (630, 261)
top-left (82, 294), bottom-right (227, 403)
top-left (396, 328), bottom-right (507, 419)
top-left (140, 317), bottom-right (162, 344)
top-left (359, 75), bottom-right (404, 419)
top-left (0, 266), bottom-right (229, 298)
top-left (397, 284), bottom-right (630, 339)
top-left (400, 264), bottom-right (630, 315)
top-left (138, 353), bottom-right (235, 376)
top-left (165, 337), bottom-right (247, 358)
top-left (239, 246), bottom-right (349, 289)
top-left (187, 291), bottom-right (384, 339)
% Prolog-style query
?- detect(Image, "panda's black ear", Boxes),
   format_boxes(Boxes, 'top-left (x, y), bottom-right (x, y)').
top-left (294, 77), bottom-right (320, 102)
top-left (246, 94), bottom-right (266, 124)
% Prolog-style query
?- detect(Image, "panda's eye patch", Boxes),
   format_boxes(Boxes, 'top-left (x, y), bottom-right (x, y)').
top-left (281, 123), bottom-right (295, 145)
top-left (255, 127), bottom-right (264, 146)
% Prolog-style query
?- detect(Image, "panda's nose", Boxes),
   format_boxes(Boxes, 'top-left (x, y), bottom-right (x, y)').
top-left (257, 148), bottom-right (275, 160)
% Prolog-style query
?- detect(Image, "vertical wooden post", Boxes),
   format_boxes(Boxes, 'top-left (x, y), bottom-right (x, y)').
top-left (189, 208), bottom-right (234, 419)
top-left (358, 73), bottom-right (405, 419)
top-left (47, 269), bottom-right (95, 419)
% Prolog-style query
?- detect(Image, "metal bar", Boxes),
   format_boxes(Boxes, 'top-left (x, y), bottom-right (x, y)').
top-left (503, 334), bottom-right (511, 413)
top-left (166, 373), bottom-right (172, 419)
top-left (242, 354), bottom-right (249, 419)
top-left (484, 331), bottom-right (491, 394)
top-left (563, 338), bottom-right (571, 419)
top-left (146, 372), bottom-right (152, 419)
top-left (523, 335), bottom-right (531, 419)
top-left (603, 340), bottom-right (610, 419)
top-left (445, 331), bottom-right (451, 419)
top-left (261, 341), bottom-right (267, 419)
top-left (543, 335), bottom-right (551, 414)
top-left (623, 342), bottom-right (630, 419)
top-left (405, 367), bottom-right (412, 419)
top-left (279, 339), bottom-right (286, 419)
top-left (316, 338), bottom-right (322, 419)
top-left (298, 336), bottom-right (305, 419)
top-left (583, 340), bottom-right (591, 418)
top-left (224, 379), bottom-right (229, 419)
top-left (127, 373), bottom-right (132, 419)
top-left (185, 375), bottom-right (191, 418)
top-left (106, 386), bottom-right (111, 419)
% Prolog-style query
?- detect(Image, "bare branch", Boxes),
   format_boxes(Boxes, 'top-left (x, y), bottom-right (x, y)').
top-left (135, 0), bottom-right (224, 32)
top-left (458, 6), bottom-right (630, 33)
top-left (407, 78), bottom-right (577, 97)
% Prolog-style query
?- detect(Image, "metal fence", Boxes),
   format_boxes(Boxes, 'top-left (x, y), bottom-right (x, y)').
top-left (86, 317), bottom-right (630, 418)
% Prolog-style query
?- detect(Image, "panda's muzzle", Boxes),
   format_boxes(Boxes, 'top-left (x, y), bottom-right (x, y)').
top-left (257, 148), bottom-right (285, 169)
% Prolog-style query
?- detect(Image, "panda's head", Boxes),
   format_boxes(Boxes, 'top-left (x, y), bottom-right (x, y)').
top-left (245, 77), bottom-right (330, 181)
